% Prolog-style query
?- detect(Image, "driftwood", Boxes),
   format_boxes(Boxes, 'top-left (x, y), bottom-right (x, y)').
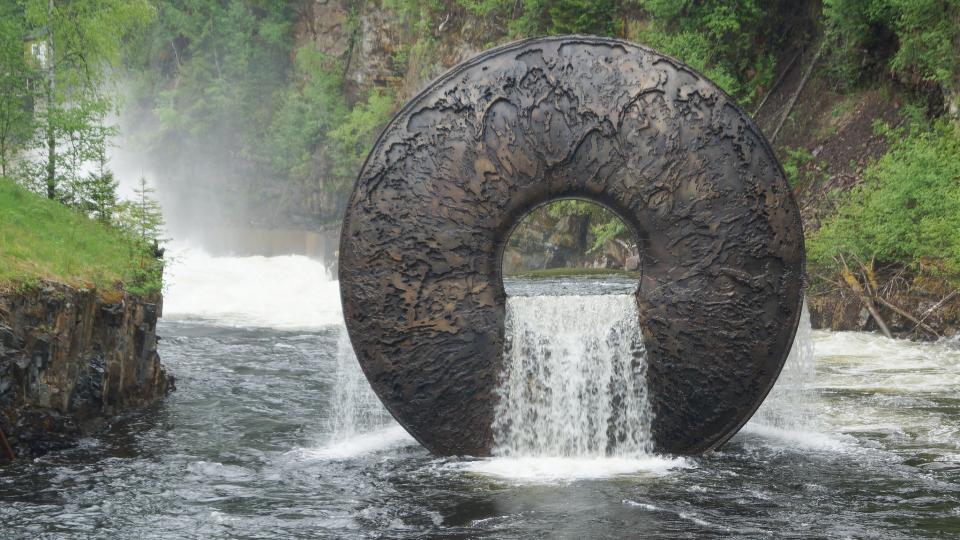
top-left (753, 50), bottom-right (802, 117)
top-left (0, 426), bottom-right (15, 461)
top-left (770, 42), bottom-right (824, 143)
top-left (839, 255), bottom-right (893, 338)
top-left (909, 289), bottom-right (959, 335)
top-left (875, 296), bottom-right (940, 338)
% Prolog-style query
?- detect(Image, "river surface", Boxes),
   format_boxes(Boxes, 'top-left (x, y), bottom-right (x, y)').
top-left (1, 247), bottom-right (959, 538)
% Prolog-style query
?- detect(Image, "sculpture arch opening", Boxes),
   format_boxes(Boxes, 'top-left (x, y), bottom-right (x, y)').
top-left (339, 36), bottom-right (805, 457)
top-left (500, 199), bottom-right (642, 279)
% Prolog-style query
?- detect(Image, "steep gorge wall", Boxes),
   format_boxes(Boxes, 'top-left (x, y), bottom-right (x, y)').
top-left (0, 284), bottom-right (173, 459)
top-left (296, 3), bottom-right (960, 338)
top-left (297, 1), bottom-right (492, 102)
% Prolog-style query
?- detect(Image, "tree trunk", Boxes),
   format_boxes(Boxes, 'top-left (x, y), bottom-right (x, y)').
top-left (45, 0), bottom-right (56, 200)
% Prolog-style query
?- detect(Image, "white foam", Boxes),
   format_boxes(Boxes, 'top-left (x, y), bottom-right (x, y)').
top-left (738, 422), bottom-right (852, 451)
top-left (298, 426), bottom-right (414, 460)
top-left (458, 455), bottom-right (690, 482)
top-left (163, 243), bottom-right (342, 330)
top-left (494, 294), bottom-right (653, 457)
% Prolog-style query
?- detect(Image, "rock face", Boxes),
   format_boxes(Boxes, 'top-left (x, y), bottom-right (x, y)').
top-left (0, 283), bottom-right (173, 458)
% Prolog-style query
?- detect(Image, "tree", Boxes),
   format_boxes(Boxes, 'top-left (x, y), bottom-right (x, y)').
top-left (0, 8), bottom-right (35, 178)
top-left (71, 147), bottom-right (119, 225)
top-left (121, 176), bottom-right (165, 246)
top-left (117, 175), bottom-right (166, 294)
top-left (127, 0), bottom-right (298, 225)
top-left (17, 0), bottom-right (153, 199)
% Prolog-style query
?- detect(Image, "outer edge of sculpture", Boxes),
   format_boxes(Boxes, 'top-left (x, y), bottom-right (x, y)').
top-left (339, 35), bottom-right (806, 456)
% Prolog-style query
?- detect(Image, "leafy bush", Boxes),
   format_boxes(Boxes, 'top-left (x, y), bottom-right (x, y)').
top-left (329, 89), bottom-right (396, 178)
top-left (266, 47), bottom-right (348, 184)
top-left (633, 0), bottom-right (796, 102)
top-left (457, 0), bottom-right (621, 38)
top-left (807, 120), bottom-right (960, 281)
top-left (782, 147), bottom-right (815, 187)
top-left (824, 0), bottom-right (960, 89)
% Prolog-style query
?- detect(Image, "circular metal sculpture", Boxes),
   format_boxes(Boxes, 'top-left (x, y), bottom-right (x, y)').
top-left (339, 36), bottom-right (804, 456)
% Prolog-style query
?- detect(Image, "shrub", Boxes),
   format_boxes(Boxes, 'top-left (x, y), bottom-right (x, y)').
top-left (633, 0), bottom-right (797, 102)
top-left (824, 0), bottom-right (960, 89)
top-left (807, 120), bottom-right (960, 282)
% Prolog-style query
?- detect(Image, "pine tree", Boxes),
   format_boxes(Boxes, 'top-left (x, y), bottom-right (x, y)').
top-left (85, 148), bottom-right (118, 224)
top-left (123, 175), bottom-right (165, 246)
top-left (117, 175), bottom-right (166, 294)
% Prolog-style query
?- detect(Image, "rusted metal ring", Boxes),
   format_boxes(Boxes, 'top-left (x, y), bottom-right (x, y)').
top-left (339, 36), bottom-right (805, 456)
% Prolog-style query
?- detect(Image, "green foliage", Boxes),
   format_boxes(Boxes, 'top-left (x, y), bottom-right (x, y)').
top-left (0, 7), bottom-right (36, 179)
top-left (329, 89), bottom-right (395, 178)
top-left (590, 218), bottom-right (627, 253)
top-left (808, 121), bottom-right (960, 281)
top-left (70, 150), bottom-right (120, 225)
top-left (16, 0), bottom-right (153, 199)
top-left (128, 0), bottom-right (298, 216)
top-left (634, 29), bottom-right (743, 97)
top-left (824, 0), bottom-right (960, 89)
top-left (457, 0), bottom-right (544, 37)
top-left (0, 0), bottom-right (152, 204)
top-left (548, 0), bottom-right (618, 36)
top-left (265, 44), bottom-right (395, 211)
top-left (266, 47), bottom-right (348, 184)
top-left (0, 177), bottom-right (160, 292)
top-left (541, 199), bottom-right (633, 251)
top-left (634, 0), bottom-right (794, 101)
top-left (457, 0), bottom-right (622, 38)
top-left (782, 147), bottom-right (814, 187)
top-left (115, 176), bottom-right (166, 294)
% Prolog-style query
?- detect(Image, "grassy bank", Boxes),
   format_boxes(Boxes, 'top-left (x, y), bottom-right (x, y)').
top-left (0, 178), bottom-right (158, 294)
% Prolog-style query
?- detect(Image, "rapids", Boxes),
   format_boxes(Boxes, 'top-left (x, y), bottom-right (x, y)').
top-left (1, 250), bottom-right (957, 538)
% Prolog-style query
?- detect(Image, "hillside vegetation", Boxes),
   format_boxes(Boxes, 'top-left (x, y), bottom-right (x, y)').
top-left (1, 0), bottom-right (958, 333)
top-left (0, 178), bottom-right (162, 295)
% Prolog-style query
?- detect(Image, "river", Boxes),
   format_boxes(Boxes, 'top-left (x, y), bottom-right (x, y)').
top-left (1, 245), bottom-right (958, 538)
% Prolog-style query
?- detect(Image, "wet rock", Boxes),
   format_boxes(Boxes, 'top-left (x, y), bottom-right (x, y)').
top-left (0, 283), bottom-right (174, 459)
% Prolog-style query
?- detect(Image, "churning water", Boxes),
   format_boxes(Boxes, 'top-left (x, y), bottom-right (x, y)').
top-left (1, 253), bottom-right (958, 538)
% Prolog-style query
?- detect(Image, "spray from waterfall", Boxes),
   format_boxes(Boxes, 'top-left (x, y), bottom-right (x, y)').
top-left (749, 299), bottom-right (818, 430)
top-left (326, 330), bottom-right (395, 440)
top-left (492, 294), bottom-right (654, 458)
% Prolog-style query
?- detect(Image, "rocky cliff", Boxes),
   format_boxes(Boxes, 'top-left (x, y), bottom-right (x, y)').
top-left (0, 283), bottom-right (173, 459)
top-left (294, 2), bottom-right (960, 338)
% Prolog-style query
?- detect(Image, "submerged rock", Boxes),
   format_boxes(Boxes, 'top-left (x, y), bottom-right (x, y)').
top-left (0, 283), bottom-right (174, 459)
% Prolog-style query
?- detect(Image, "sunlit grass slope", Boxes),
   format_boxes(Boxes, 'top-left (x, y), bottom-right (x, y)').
top-left (0, 177), bottom-right (137, 290)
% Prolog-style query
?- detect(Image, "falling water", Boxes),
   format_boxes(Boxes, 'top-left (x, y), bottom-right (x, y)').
top-left (749, 299), bottom-right (819, 431)
top-left (492, 294), bottom-right (654, 457)
top-left (326, 330), bottom-right (395, 440)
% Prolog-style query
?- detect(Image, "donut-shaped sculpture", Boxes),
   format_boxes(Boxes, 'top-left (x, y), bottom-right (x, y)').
top-left (339, 36), bottom-right (804, 456)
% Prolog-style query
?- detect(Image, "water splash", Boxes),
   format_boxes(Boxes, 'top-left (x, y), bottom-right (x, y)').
top-left (326, 330), bottom-right (396, 440)
top-left (492, 294), bottom-right (654, 457)
top-left (163, 242), bottom-right (342, 330)
top-left (749, 299), bottom-right (819, 431)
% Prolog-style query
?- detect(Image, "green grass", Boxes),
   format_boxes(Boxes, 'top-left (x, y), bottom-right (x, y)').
top-left (0, 177), bottom-right (148, 292)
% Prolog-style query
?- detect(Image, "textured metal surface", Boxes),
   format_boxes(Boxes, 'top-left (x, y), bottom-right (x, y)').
top-left (339, 36), bottom-right (805, 456)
